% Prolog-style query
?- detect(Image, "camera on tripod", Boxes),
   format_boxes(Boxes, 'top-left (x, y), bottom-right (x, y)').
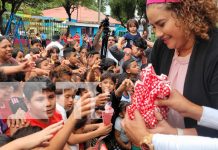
top-left (100, 16), bottom-right (110, 35)
top-left (100, 16), bottom-right (111, 59)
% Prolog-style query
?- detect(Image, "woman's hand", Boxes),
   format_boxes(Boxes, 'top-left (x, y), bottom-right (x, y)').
top-left (148, 111), bottom-right (177, 135)
top-left (155, 89), bottom-right (203, 120)
top-left (122, 110), bottom-right (150, 146)
top-left (17, 60), bottom-right (35, 72)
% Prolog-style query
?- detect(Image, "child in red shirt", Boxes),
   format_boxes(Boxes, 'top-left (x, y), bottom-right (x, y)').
top-left (23, 76), bottom-right (63, 129)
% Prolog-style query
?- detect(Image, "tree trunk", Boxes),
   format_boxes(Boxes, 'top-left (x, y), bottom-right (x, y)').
top-left (66, 13), bottom-right (71, 36)
top-left (117, 16), bottom-right (126, 28)
top-left (0, 0), bottom-right (7, 34)
top-left (14, 0), bottom-right (24, 13)
top-left (0, 15), bottom-right (4, 34)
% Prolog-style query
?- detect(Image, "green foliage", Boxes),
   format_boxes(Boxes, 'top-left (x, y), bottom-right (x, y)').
top-left (110, 0), bottom-right (147, 27)
top-left (1, 0), bottom-right (106, 16)
top-left (137, 0), bottom-right (147, 20)
top-left (109, 0), bottom-right (137, 27)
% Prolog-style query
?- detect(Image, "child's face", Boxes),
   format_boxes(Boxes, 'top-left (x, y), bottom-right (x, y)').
top-left (69, 52), bottom-right (79, 64)
top-left (32, 43), bottom-right (42, 49)
top-left (88, 54), bottom-right (100, 66)
top-left (131, 45), bottom-right (143, 57)
top-left (126, 61), bottom-right (140, 75)
top-left (28, 90), bottom-right (56, 119)
top-left (16, 51), bottom-right (24, 62)
top-left (80, 89), bottom-right (88, 97)
top-left (119, 108), bottom-right (126, 118)
top-left (99, 78), bottom-right (115, 93)
top-left (80, 48), bottom-right (88, 58)
top-left (63, 89), bottom-right (76, 111)
top-left (40, 60), bottom-right (52, 70)
top-left (128, 24), bottom-right (137, 34)
top-left (51, 50), bottom-right (59, 61)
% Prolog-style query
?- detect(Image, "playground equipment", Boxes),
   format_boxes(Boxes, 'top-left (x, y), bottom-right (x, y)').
top-left (5, 13), bottom-right (30, 52)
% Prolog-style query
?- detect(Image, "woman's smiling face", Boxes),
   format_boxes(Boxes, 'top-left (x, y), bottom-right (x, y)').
top-left (146, 4), bottom-right (193, 51)
top-left (0, 39), bottom-right (13, 62)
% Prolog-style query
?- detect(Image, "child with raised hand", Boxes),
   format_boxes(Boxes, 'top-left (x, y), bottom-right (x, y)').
top-left (1, 92), bottom-right (95, 150)
top-left (115, 77), bottom-right (134, 103)
top-left (0, 121), bottom-right (64, 150)
top-left (118, 19), bottom-right (141, 49)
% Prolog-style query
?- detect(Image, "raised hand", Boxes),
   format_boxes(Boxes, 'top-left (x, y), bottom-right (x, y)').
top-left (96, 123), bottom-right (112, 136)
top-left (122, 110), bottom-right (149, 146)
top-left (1, 121), bottom-right (63, 150)
top-left (73, 92), bottom-right (95, 119)
top-left (95, 92), bottom-right (110, 107)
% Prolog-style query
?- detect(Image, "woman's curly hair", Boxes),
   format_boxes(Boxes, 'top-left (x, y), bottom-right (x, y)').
top-left (165, 0), bottom-right (218, 40)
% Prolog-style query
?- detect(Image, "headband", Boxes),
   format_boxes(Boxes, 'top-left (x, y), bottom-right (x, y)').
top-left (147, 0), bottom-right (180, 5)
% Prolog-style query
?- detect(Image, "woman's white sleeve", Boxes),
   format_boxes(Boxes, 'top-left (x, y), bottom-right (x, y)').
top-left (197, 106), bottom-right (218, 130)
top-left (152, 134), bottom-right (218, 150)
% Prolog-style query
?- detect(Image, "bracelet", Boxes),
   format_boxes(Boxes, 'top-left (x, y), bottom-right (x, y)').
top-left (140, 134), bottom-right (154, 150)
top-left (177, 128), bottom-right (184, 135)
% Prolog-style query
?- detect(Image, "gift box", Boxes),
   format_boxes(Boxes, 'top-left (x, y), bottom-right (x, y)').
top-left (127, 64), bottom-right (171, 128)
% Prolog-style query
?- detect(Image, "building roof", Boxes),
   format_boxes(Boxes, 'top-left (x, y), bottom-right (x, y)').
top-left (42, 6), bottom-right (120, 25)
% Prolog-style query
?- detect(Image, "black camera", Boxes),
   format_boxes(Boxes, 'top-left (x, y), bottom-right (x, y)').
top-left (100, 16), bottom-right (111, 59)
top-left (101, 17), bottom-right (109, 28)
top-left (100, 16), bottom-right (110, 35)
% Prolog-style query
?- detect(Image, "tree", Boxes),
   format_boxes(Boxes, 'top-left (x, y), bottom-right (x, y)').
top-left (137, 0), bottom-right (147, 22)
top-left (109, 0), bottom-right (137, 28)
top-left (60, 0), bottom-right (99, 35)
top-left (8, 0), bottom-right (25, 14)
top-left (0, 0), bottom-right (8, 33)
top-left (109, 0), bottom-right (148, 28)
top-left (0, 0), bottom-right (25, 34)
top-left (0, 0), bottom-right (53, 34)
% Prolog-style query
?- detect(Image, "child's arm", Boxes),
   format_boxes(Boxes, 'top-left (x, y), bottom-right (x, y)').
top-left (45, 93), bottom-right (95, 150)
top-left (114, 130), bottom-right (131, 150)
top-left (0, 121), bottom-right (64, 150)
top-left (86, 59), bottom-right (101, 82)
top-left (82, 123), bottom-right (100, 132)
top-left (115, 79), bottom-right (134, 97)
top-left (93, 26), bottom-right (104, 51)
top-left (67, 123), bottom-right (112, 145)
top-left (117, 37), bottom-right (125, 50)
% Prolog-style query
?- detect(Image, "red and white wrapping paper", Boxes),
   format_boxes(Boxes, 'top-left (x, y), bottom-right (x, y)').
top-left (127, 64), bottom-right (171, 128)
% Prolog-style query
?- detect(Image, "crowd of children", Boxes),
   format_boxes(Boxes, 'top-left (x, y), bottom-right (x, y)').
top-left (0, 18), bottom-right (152, 150)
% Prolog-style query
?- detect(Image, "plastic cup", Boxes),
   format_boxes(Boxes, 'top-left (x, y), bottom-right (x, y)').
top-left (102, 111), bottom-right (113, 125)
